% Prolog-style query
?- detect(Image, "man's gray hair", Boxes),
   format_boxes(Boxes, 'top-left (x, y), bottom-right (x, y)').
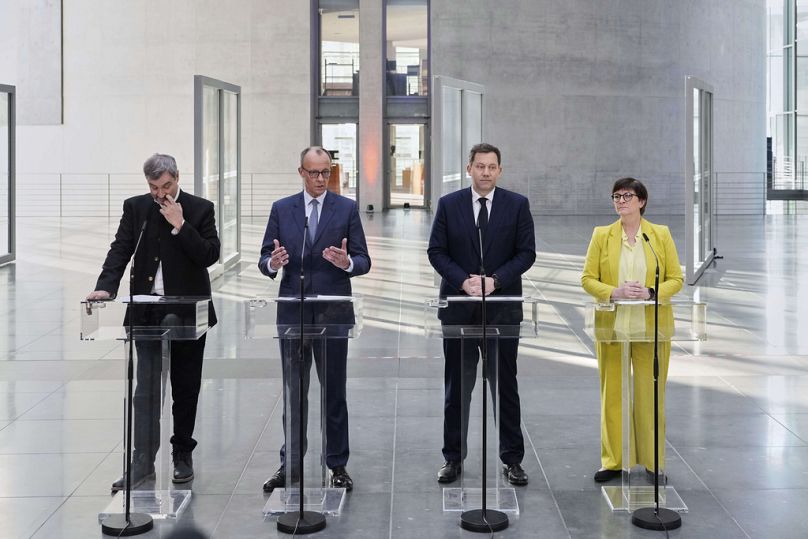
top-left (143, 153), bottom-right (179, 181)
top-left (299, 146), bottom-right (332, 167)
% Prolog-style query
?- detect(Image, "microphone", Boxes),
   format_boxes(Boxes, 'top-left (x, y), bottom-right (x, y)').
top-left (477, 225), bottom-right (486, 290)
top-left (132, 220), bottom-right (148, 261)
top-left (301, 215), bottom-right (309, 265)
top-left (642, 232), bottom-right (660, 295)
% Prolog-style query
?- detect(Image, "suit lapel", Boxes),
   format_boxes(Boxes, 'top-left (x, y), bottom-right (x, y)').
top-left (291, 192), bottom-right (306, 239)
top-left (313, 193), bottom-right (336, 247)
top-left (605, 220), bottom-right (622, 286)
top-left (459, 188), bottom-right (480, 259)
top-left (482, 188), bottom-right (505, 258)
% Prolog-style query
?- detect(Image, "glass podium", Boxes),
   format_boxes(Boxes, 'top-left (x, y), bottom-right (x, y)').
top-left (80, 296), bottom-right (211, 521)
top-left (246, 294), bottom-right (363, 518)
top-left (424, 296), bottom-right (539, 517)
top-left (584, 299), bottom-right (707, 513)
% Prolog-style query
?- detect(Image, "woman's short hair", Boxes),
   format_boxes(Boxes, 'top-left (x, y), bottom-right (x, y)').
top-left (612, 177), bottom-right (648, 215)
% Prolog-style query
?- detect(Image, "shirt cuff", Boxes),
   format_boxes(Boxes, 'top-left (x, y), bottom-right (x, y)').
top-left (267, 259), bottom-right (278, 276)
top-left (170, 220), bottom-right (185, 236)
top-left (344, 255), bottom-right (354, 273)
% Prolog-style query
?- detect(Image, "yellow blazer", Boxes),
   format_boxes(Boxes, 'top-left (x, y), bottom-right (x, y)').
top-left (582, 219), bottom-right (683, 341)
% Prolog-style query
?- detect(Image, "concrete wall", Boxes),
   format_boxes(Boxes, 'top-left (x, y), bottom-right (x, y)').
top-left (8, 0), bottom-right (310, 216)
top-left (0, 0), bottom-right (62, 125)
top-left (431, 0), bottom-right (766, 215)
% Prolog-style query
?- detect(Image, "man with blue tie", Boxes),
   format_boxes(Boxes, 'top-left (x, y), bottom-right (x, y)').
top-left (258, 146), bottom-right (371, 493)
top-left (428, 143), bottom-right (536, 486)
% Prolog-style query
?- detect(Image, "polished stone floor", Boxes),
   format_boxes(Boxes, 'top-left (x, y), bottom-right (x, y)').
top-left (1, 210), bottom-right (807, 538)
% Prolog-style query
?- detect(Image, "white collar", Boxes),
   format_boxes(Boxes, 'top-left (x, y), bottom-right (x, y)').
top-left (471, 186), bottom-right (495, 203)
top-left (303, 189), bottom-right (327, 206)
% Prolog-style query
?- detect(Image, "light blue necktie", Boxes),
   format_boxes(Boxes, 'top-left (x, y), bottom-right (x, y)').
top-left (307, 199), bottom-right (319, 246)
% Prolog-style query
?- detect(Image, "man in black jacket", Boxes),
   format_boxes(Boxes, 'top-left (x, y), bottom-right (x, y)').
top-left (87, 153), bottom-right (220, 491)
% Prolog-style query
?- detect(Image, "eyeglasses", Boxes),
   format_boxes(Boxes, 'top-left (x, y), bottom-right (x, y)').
top-left (611, 193), bottom-right (637, 202)
top-left (301, 168), bottom-right (331, 179)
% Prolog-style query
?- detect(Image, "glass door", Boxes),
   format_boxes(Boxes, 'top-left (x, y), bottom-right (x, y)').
top-left (0, 85), bottom-right (14, 266)
top-left (686, 76), bottom-right (715, 284)
top-left (194, 76), bottom-right (241, 277)
top-left (386, 122), bottom-right (427, 207)
top-left (320, 123), bottom-right (358, 200)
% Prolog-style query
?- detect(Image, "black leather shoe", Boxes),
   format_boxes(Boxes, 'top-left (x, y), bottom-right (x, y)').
top-left (594, 468), bottom-right (621, 482)
top-left (263, 466), bottom-right (286, 493)
top-left (502, 463), bottom-right (528, 485)
top-left (645, 467), bottom-right (667, 484)
top-left (330, 466), bottom-right (353, 491)
top-left (111, 452), bottom-right (155, 492)
top-left (172, 450), bottom-right (194, 484)
top-left (437, 461), bottom-right (461, 483)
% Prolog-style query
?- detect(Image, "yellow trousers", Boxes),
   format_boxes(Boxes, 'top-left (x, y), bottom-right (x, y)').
top-left (597, 341), bottom-right (670, 471)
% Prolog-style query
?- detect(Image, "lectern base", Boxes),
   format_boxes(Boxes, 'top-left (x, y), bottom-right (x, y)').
top-left (277, 511), bottom-right (326, 535)
top-left (460, 508), bottom-right (509, 533)
top-left (632, 506), bottom-right (682, 531)
top-left (99, 490), bottom-right (192, 521)
top-left (100, 513), bottom-right (153, 536)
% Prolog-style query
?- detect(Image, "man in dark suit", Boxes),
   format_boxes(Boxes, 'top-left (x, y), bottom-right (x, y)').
top-left (87, 153), bottom-right (220, 490)
top-left (428, 143), bottom-right (536, 486)
top-left (258, 146), bottom-right (370, 492)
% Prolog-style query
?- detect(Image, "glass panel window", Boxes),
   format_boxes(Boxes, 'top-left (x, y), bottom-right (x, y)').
top-left (441, 87), bottom-right (462, 193)
top-left (221, 91), bottom-right (239, 263)
top-left (202, 86), bottom-right (219, 211)
top-left (321, 123), bottom-right (358, 200)
top-left (320, 0), bottom-right (360, 96)
top-left (388, 123), bottom-right (426, 207)
top-left (385, 0), bottom-right (429, 96)
top-left (0, 93), bottom-right (8, 257)
top-left (770, 0), bottom-right (784, 50)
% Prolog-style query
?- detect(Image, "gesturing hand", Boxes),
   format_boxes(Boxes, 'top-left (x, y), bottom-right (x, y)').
top-left (323, 238), bottom-right (351, 270)
top-left (159, 194), bottom-right (184, 230)
top-left (268, 239), bottom-right (289, 271)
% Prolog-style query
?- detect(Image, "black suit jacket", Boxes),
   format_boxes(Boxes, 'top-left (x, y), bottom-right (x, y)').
top-left (95, 191), bottom-right (220, 327)
top-left (427, 186), bottom-right (536, 325)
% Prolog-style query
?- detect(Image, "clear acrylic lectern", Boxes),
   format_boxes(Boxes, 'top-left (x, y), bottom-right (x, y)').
top-left (584, 299), bottom-right (707, 513)
top-left (81, 296), bottom-right (210, 521)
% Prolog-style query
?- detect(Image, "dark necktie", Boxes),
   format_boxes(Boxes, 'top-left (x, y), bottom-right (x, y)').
top-left (477, 197), bottom-right (489, 232)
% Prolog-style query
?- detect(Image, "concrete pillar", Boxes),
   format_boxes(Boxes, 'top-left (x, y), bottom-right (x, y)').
top-left (358, 0), bottom-right (384, 212)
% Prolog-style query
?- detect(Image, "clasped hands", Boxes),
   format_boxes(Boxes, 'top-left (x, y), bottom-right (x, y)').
top-left (462, 274), bottom-right (495, 297)
top-left (268, 238), bottom-right (351, 271)
top-left (611, 280), bottom-right (651, 300)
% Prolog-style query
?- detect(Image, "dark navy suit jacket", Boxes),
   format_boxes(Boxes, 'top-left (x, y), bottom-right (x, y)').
top-left (258, 191), bottom-right (371, 326)
top-left (427, 186), bottom-right (536, 325)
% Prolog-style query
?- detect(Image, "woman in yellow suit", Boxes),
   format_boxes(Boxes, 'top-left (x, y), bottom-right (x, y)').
top-left (581, 177), bottom-right (683, 482)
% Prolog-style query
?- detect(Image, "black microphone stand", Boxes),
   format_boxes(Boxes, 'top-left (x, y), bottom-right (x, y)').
top-left (102, 220), bottom-right (153, 536)
top-left (460, 226), bottom-right (508, 533)
top-left (632, 233), bottom-right (681, 531)
top-left (278, 215), bottom-right (326, 534)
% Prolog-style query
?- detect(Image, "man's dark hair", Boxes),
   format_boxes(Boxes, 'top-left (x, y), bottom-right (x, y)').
top-left (468, 143), bottom-right (501, 165)
top-left (143, 153), bottom-right (178, 181)
top-left (612, 177), bottom-right (648, 215)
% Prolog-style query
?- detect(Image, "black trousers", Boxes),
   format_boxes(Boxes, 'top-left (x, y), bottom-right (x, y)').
top-left (442, 334), bottom-right (524, 465)
top-left (132, 333), bottom-right (206, 460)
top-left (279, 336), bottom-right (349, 470)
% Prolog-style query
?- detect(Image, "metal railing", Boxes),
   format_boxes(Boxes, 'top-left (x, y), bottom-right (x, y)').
top-left (15, 173), bottom-right (301, 218)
